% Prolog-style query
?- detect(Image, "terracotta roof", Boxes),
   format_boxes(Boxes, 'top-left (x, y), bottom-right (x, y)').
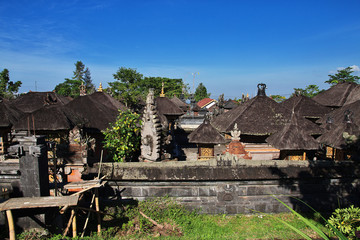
top-left (10, 91), bottom-right (71, 113)
top-left (188, 119), bottom-right (226, 144)
top-left (281, 94), bottom-right (332, 119)
top-left (197, 98), bottom-right (216, 108)
top-left (312, 82), bottom-right (358, 108)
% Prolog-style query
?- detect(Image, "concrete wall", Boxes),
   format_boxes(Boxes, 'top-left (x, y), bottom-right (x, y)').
top-left (90, 159), bottom-right (360, 214)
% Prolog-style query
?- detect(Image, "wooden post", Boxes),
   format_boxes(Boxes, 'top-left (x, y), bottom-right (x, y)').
top-left (72, 209), bottom-right (77, 238)
top-left (95, 189), bottom-right (101, 234)
top-left (6, 210), bottom-right (15, 240)
top-left (303, 152), bottom-right (306, 161)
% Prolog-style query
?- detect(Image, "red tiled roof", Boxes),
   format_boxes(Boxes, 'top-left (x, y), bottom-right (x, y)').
top-left (197, 98), bottom-right (215, 108)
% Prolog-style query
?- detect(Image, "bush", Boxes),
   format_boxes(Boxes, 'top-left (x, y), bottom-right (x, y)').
top-left (102, 110), bottom-right (141, 162)
top-left (327, 205), bottom-right (360, 239)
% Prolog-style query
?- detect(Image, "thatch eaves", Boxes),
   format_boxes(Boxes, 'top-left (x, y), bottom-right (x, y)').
top-left (0, 101), bottom-right (24, 128)
top-left (11, 91), bottom-right (71, 113)
top-left (317, 122), bottom-right (360, 150)
top-left (12, 105), bottom-right (86, 131)
top-left (281, 94), bottom-right (332, 119)
top-left (188, 119), bottom-right (226, 144)
top-left (266, 114), bottom-right (320, 150)
top-left (211, 96), bottom-right (292, 135)
top-left (224, 100), bottom-right (239, 110)
top-left (312, 82), bottom-right (358, 108)
top-left (344, 84), bottom-right (360, 106)
top-left (317, 99), bottom-right (360, 126)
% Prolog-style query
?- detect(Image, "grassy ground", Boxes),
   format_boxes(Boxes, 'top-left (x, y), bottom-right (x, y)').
top-left (16, 197), bottom-right (333, 240)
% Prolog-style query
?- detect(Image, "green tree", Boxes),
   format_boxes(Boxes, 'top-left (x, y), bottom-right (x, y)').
top-left (54, 61), bottom-right (94, 98)
top-left (109, 67), bottom-right (144, 108)
top-left (0, 68), bottom-right (22, 99)
top-left (140, 77), bottom-right (188, 98)
top-left (270, 95), bottom-right (286, 103)
top-left (325, 66), bottom-right (360, 86)
top-left (108, 67), bottom-right (189, 108)
top-left (194, 82), bottom-right (210, 102)
top-left (102, 110), bottom-right (141, 162)
top-left (293, 84), bottom-right (323, 98)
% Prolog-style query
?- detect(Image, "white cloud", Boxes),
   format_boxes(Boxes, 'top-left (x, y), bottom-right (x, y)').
top-left (350, 65), bottom-right (360, 72)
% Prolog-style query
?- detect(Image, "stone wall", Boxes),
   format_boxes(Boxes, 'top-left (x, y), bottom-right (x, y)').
top-left (89, 159), bottom-right (360, 214)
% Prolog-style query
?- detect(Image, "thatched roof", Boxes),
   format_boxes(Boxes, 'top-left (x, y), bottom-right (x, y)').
top-left (344, 84), bottom-right (360, 106)
top-left (281, 94), bottom-right (332, 119)
top-left (11, 91), bottom-right (71, 113)
top-left (65, 94), bottom-right (121, 131)
top-left (212, 96), bottom-right (292, 135)
top-left (156, 97), bottom-right (184, 116)
top-left (13, 105), bottom-right (86, 131)
top-left (266, 114), bottom-right (320, 150)
top-left (86, 92), bottom-right (127, 111)
top-left (170, 96), bottom-right (188, 111)
top-left (317, 122), bottom-right (360, 149)
top-left (0, 100), bottom-right (24, 128)
top-left (188, 119), bottom-right (226, 144)
top-left (316, 99), bottom-right (360, 126)
top-left (312, 82), bottom-right (358, 108)
top-left (224, 100), bottom-right (239, 110)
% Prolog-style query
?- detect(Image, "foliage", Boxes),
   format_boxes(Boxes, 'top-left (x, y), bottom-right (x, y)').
top-left (270, 94), bottom-right (286, 103)
top-left (327, 205), bottom-right (360, 239)
top-left (194, 82), bottom-right (210, 102)
top-left (293, 84), bottom-right (323, 98)
top-left (0, 68), bottom-right (22, 99)
top-left (109, 67), bottom-right (144, 108)
top-left (102, 110), bottom-right (141, 162)
top-left (54, 61), bottom-right (95, 98)
top-left (108, 67), bottom-right (189, 109)
top-left (325, 66), bottom-right (360, 86)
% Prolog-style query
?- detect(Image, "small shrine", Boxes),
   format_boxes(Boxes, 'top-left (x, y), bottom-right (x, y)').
top-left (139, 89), bottom-right (162, 161)
top-left (223, 123), bottom-right (252, 159)
top-left (188, 117), bottom-right (226, 160)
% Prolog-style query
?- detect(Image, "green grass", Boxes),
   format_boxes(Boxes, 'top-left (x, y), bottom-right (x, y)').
top-left (17, 197), bottom-right (333, 240)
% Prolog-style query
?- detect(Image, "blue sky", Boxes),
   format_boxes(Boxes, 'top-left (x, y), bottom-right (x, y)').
top-left (1, 0), bottom-right (360, 99)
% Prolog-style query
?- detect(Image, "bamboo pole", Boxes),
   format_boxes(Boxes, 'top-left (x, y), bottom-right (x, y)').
top-left (95, 188), bottom-right (101, 234)
top-left (303, 152), bottom-right (306, 161)
top-left (72, 209), bottom-right (77, 238)
top-left (6, 210), bottom-right (15, 240)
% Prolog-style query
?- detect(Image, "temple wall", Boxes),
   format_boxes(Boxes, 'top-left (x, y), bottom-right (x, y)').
top-left (90, 159), bottom-right (360, 214)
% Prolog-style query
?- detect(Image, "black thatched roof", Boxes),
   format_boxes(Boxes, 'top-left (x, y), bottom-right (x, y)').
top-left (281, 94), bottom-right (332, 119)
top-left (65, 94), bottom-right (121, 131)
top-left (317, 99), bottom-right (360, 126)
top-left (86, 92), bottom-right (127, 111)
top-left (224, 100), bottom-right (239, 110)
top-left (156, 97), bottom-right (184, 116)
top-left (13, 105), bottom-right (86, 131)
top-left (343, 84), bottom-right (360, 106)
top-left (317, 122), bottom-right (360, 150)
top-left (170, 96), bottom-right (188, 111)
top-left (188, 119), bottom-right (226, 144)
top-left (212, 96), bottom-right (292, 135)
top-left (11, 91), bottom-right (71, 113)
top-left (312, 82), bottom-right (358, 108)
top-left (266, 114), bottom-right (320, 150)
top-left (0, 100), bottom-right (24, 128)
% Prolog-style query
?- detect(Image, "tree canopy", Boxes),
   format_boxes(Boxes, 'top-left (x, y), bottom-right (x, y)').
top-left (293, 84), bottom-right (323, 98)
top-left (194, 82), bottom-right (210, 102)
top-left (54, 61), bottom-right (95, 98)
top-left (108, 67), bottom-right (188, 109)
top-left (270, 95), bottom-right (286, 103)
top-left (0, 68), bottom-right (22, 99)
top-left (325, 67), bottom-right (360, 86)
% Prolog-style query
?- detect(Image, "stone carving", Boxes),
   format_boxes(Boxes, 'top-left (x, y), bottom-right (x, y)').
top-left (230, 123), bottom-right (241, 141)
top-left (139, 89), bottom-right (162, 161)
top-left (257, 83), bottom-right (267, 96)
